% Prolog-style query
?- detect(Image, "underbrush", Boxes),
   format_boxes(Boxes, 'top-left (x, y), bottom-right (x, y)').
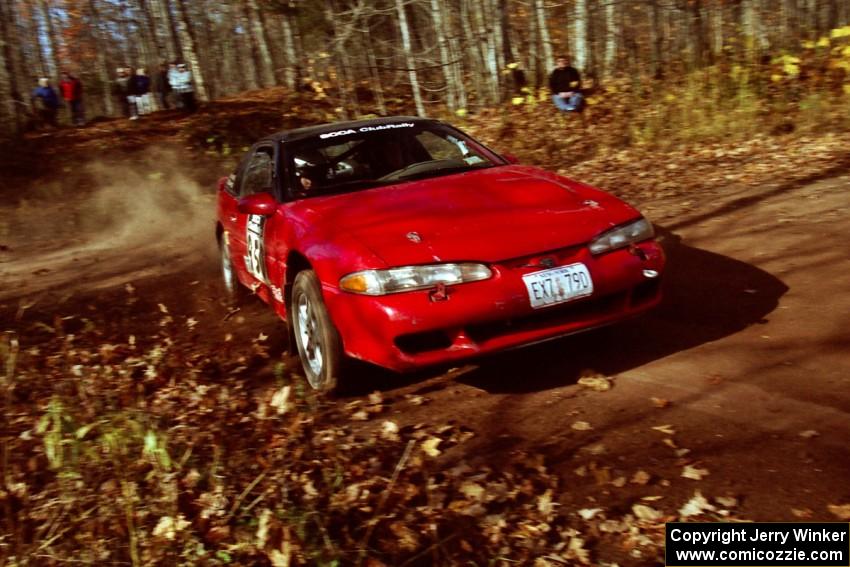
top-left (1, 309), bottom-right (632, 566)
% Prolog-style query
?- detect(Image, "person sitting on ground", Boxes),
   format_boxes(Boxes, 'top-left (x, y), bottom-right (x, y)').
top-left (59, 72), bottom-right (85, 126)
top-left (548, 55), bottom-right (584, 112)
top-left (31, 78), bottom-right (61, 129)
top-left (128, 68), bottom-right (152, 118)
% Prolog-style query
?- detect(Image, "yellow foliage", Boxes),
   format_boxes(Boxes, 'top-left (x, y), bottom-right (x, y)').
top-left (843, 84), bottom-right (850, 95)
top-left (830, 26), bottom-right (850, 39)
top-left (816, 37), bottom-right (831, 48)
top-left (511, 96), bottom-right (524, 106)
top-left (455, 108), bottom-right (468, 118)
top-left (771, 74), bottom-right (784, 83)
top-left (506, 62), bottom-right (519, 70)
top-left (664, 93), bottom-right (677, 102)
top-left (783, 62), bottom-right (800, 77)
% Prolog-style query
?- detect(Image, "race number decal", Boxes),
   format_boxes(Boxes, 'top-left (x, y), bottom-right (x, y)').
top-left (244, 215), bottom-right (268, 283)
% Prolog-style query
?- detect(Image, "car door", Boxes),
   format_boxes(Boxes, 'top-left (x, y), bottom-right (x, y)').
top-left (228, 145), bottom-right (276, 289)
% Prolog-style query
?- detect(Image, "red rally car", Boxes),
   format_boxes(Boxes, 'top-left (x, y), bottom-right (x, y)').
top-left (216, 117), bottom-right (665, 391)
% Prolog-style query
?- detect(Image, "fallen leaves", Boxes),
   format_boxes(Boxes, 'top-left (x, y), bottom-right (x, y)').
top-left (420, 437), bottom-right (442, 457)
top-left (679, 491), bottom-right (717, 517)
top-left (577, 370), bottom-right (613, 392)
top-left (681, 465), bottom-right (710, 481)
top-left (632, 504), bottom-right (663, 522)
top-left (827, 503), bottom-right (850, 520)
top-left (651, 424), bottom-right (676, 435)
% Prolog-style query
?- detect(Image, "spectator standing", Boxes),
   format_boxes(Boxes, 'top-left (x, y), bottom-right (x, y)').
top-left (167, 62), bottom-right (181, 108)
top-left (113, 67), bottom-right (131, 117)
top-left (152, 63), bottom-right (171, 110)
top-left (172, 63), bottom-right (196, 113)
top-left (548, 55), bottom-right (584, 112)
top-left (31, 78), bottom-right (60, 129)
top-left (129, 68), bottom-right (152, 118)
top-left (59, 72), bottom-right (85, 126)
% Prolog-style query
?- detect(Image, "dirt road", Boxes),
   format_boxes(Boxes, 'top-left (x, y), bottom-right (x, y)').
top-left (2, 153), bottom-right (849, 564)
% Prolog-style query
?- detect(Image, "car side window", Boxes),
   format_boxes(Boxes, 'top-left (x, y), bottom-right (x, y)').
top-left (240, 148), bottom-right (274, 198)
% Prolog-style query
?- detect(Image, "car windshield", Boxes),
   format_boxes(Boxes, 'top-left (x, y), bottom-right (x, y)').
top-left (287, 122), bottom-right (500, 197)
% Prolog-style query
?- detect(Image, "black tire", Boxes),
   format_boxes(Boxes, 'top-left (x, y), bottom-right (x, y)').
top-left (220, 237), bottom-right (246, 305)
top-left (291, 270), bottom-right (344, 392)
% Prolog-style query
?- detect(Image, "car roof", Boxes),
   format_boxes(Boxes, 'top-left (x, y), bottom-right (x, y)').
top-left (261, 116), bottom-right (442, 144)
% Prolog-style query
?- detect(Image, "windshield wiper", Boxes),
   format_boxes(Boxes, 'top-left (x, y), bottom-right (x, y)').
top-left (395, 163), bottom-right (494, 182)
top-left (308, 178), bottom-right (391, 196)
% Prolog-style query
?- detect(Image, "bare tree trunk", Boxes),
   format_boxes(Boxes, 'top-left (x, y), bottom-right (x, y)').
top-left (690, 0), bottom-right (706, 68)
top-left (711, 1), bottom-right (725, 58)
top-left (0, 3), bottom-right (14, 136)
top-left (88, 0), bottom-right (114, 115)
top-left (364, 28), bottom-right (386, 115)
top-left (396, 0), bottom-right (426, 116)
top-left (573, 0), bottom-right (589, 73)
top-left (431, 0), bottom-right (457, 111)
top-left (471, 0), bottom-right (499, 103)
top-left (604, 0), bottom-right (618, 77)
top-left (527, 3), bottom-right (539, 87)
top-left (172, 0), bottom-right (208, 100)
top-left (247, 0), bottom-right (276, 86)
top-left (217, 1), bottom-right (238, 95)
top-left (742, 0), bottom-right (769, 57)
top-left (534, 0), bottom-right (554, 73)
top-left (151, 0), bottom-right (179, 61)
top-left (446, 2), bottom-right (468, 110)
top-left (279, 9), bottom-right (298, 89)
top-left (0, 0), bottom-right (25, 129)
top-left (649, 0), bottom-right (664, 79)
top-left (37, 0), bottom-right (60, 77)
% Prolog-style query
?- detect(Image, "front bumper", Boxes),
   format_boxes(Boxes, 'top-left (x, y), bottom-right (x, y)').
top-left (322, 240), bottom-right (665, 372)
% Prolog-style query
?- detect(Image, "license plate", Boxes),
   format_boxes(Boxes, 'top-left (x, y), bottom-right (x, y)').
top-left (522, 263), bottom-right (594, 309)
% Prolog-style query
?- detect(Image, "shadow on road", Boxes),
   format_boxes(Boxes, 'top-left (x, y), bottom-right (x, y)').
top-left (453, 228), bottom-right (788, 393)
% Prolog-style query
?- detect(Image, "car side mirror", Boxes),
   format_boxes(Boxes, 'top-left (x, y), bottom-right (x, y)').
top-left (503, 153), bottom-right (519, 164)
top-left (238, 191), bottom-right (278, 216)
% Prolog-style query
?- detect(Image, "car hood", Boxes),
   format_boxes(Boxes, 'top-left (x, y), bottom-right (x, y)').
top-left (293, 165), bottom-right (642, 266)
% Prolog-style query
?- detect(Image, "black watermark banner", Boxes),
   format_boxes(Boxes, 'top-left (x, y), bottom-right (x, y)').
top-left (666, 522), bottom-right (850, 566)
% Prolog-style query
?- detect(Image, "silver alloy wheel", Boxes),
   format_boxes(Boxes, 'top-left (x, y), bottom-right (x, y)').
top-left (221, 241), bottom-right (236, 294)
top-left (297, 293), bottom-right (324, 386)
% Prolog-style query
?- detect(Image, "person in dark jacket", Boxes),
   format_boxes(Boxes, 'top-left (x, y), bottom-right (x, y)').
top-left (59, 72), bottom-right (85, 126)
top-left (152, 63), bottom-right (171, 110)
top-left (31, 78), bottom-right (60, 129)
top-left (548, 55), bottom-right (584, 112)
top-left (128, 68), bottom-right (152, 119)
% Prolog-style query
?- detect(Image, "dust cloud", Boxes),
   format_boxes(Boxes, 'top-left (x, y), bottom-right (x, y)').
top-left (0, 148), bottom-right (220, 300)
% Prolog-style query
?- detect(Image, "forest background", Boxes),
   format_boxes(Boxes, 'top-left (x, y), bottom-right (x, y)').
top-left (1, 0), bottom-right (850, 145)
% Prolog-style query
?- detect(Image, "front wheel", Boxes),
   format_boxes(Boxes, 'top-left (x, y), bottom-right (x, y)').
top-left (291, 270), bottom-right (344, 392)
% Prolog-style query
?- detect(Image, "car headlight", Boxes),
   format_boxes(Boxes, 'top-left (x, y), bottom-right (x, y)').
top-left (589, 218), bottom-right (655, 255)
top-left (339, 263), bottom-right (492, 295)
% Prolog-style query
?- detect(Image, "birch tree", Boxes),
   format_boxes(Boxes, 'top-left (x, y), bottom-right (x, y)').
top-left (172, 0), bottom-right (208, 100)
top-left (397, 0), bottom-right (426, 116)
top-left (534, 0), bottom-right (554, 73)
top-left (573, 0), bottom-right (589, 72)
top-left (247, 0), bottom-right (276, 86)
